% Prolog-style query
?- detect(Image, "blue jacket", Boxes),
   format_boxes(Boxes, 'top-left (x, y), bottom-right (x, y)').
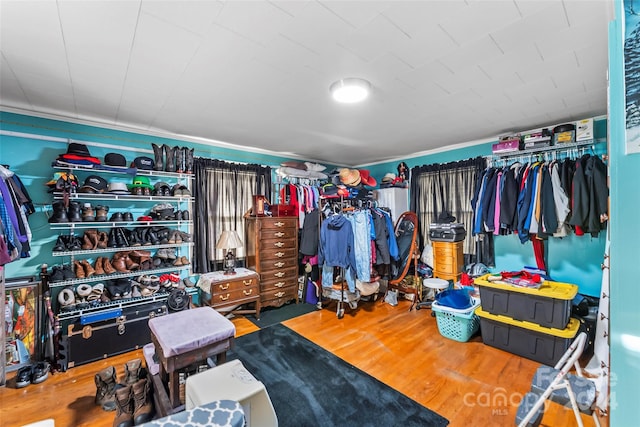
top-left (318, 214), bottom-right (357, 273)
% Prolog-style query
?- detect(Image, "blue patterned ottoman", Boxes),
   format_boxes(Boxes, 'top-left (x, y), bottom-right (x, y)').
top-left (139, 399), bottom-right (244, 427)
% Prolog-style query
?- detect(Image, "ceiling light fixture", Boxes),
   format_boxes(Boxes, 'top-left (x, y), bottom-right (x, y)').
top-left (330, 78), bottom-right (371, 103)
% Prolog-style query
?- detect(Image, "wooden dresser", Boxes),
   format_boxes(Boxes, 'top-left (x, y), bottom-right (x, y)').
top-left (197, 268), bottom-right (261, 319)
top-left (245, 216), bottom-right (299, 309)
top-left (432, 240), bottom-right (464, 282)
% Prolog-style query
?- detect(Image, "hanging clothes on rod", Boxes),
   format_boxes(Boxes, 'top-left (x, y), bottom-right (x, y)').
top-left (0, 165), bottom-right (35, 263)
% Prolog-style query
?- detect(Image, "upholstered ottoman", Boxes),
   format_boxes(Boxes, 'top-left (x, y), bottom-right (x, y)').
top-left (148, 307), bottom-right (236, 412)
top-left (138, 399), bottom-right (244, 427)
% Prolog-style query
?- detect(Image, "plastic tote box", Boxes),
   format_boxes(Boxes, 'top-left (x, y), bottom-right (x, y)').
top-left (476, 307), bottom-right (580, 366)
top-left (475, 274), bottom-right (577, 329)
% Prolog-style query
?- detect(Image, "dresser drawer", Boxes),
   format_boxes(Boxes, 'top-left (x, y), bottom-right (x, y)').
top-left (259, 237), bottom-right (297, 251)
top-left (261, 286), bottom-right (298, 308)
top-left (210, 287), bottom-right (260, 307)
top-left (258, 247), bottom-right (297, 261)
top-left (210, 275), bottom-right (259, 295)
top-left (258, 256), bottom-right (298, 272)
top-left (258, 218), bottom-right (297, 230)
top-left (258, 227), bottom-right (297, 240)
top-left (259, 266), bottom-right (298, 283)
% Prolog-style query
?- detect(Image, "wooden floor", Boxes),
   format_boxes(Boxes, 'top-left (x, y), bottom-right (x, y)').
top-left (0, 298), bottom-right (607, 427)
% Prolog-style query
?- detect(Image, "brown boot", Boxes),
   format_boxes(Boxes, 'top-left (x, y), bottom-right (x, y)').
top-left (95, 366), bottom-right (118, 411)
top-left (111, 255), bottom-right (128, 273)
top-left (123, 358), bottom-right (141, 385)
top-left (113, 386), bottom-right (134, 427)
top-left (103, 257), bottom-right (116, 275)
top-left (94, 257), bottom-right (105, 276)
top-left (124, 255), bottom-right (139, 271)
top-left (82, 233), bottom-right (94, 250)
top-left (132, 378), bottom-right (154, 425)
top-left (81, 259), bottom-right (95, 278)
top-left (74, 260), bottom-right (86, 279)
top-left (97, 231), bottom-right (109, 249)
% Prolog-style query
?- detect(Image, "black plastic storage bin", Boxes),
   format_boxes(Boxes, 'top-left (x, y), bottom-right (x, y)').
top-left (476, 307), bottom-right (580, 366)
top-left (475, 274), bottom-right (578, 329)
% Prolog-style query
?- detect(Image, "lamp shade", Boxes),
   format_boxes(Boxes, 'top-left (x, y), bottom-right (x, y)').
top-left (216, 230), bottom-right (243, 250)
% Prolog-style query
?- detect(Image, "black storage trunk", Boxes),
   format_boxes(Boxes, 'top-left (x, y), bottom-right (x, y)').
top-left (429, 223), bottom-right (466, 242)
top-left (58, 299), bottom-right (168, 370)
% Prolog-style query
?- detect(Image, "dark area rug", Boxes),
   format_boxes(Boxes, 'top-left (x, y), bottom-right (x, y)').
top-left (246, 301), bottom-right (318, 328)
top-left (229, 324), bottom-right (449, 427)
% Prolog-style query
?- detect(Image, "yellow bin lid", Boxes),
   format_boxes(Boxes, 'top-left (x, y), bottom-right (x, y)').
top-left (474, 274), bottom-right (578, 300)
top-left (476, 306), bottom-right (580, 338)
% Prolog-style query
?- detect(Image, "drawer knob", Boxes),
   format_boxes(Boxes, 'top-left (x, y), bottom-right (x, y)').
top-left (219, 283), bottom-right (230, 290)
top-left (274, 232), bottom-right (285, 237)
top-left (274, 281), bottom-right (285, 288)
top-left (274, 221), bottom-right (285, 227)
top-left (219, 294), bottom-right (230, 301)
top-left (275, 252), bottom-right (284, 258)
top-left (274, 262), bottom-right (285, 268)
top-left (243, 289), bottom-right (253, 296)
top-left (274, 242), bottom-right (285, 248)
top-left (275, 291), bottom-right (285, 298)
top-left (242, 279), bottom-right (253, 286)
top-left (274, 272), bottom-right (285, 278)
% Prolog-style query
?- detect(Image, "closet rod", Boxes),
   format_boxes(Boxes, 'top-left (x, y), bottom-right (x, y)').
top-left (484, 137), bottom-right (607, 163)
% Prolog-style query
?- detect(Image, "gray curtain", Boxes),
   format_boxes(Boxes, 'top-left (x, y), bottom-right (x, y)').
top-left (193, 158), bottom-right (271, 273)
top-left (410, 157), bottom-right (486, 259)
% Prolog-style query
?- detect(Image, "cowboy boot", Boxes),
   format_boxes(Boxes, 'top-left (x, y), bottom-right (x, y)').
top-left (151, 143), bottom-right (164, 172)
top-left (185, 147), bottom-right (194, 174)
top-left (176, 147), bottom-right (186, 174)
top-left (163, 144), bottom-right (176, 172)
top-left (132, 378), bottom-right (154, 424)
top-left (123, 358), bottom-right (142, 385)
top-left (95, 366), bottom-right (118, 411)
top-left (113, 385), bottom-right (134, 427)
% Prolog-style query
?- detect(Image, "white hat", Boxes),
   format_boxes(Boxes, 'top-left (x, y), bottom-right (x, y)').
top-left (108, 181), bottom-right (130, 194)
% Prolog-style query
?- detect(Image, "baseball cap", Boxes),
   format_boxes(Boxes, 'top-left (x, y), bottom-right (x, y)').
top-left (79, 175), bottom-right (108, 193)
top-left (131, 156), bottom-right (154, 170)
top-left (104, 153), bottom-right (127, 167)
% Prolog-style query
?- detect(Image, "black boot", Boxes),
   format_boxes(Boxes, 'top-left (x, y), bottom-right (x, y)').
top-left (163, 144), bottom-right (176, 172)
top-left (49, 201), bottom-right (69, 223)
top-left (53, 235), bottom-right (67, 252)
top-left (151, 143), bottom-right (164, 172)
top-left (185, 148), bottom-right (194, 174)
top-left (176, 147), bottom-right (186, 174)
top-left (68, 201), bottom-right (83, 222)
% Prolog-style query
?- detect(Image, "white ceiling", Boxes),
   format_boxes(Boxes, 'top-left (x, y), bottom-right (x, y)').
top-left (0, 0), bottom-right (612, 166)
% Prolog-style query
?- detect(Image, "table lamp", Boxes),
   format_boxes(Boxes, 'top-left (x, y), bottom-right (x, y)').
top-left (216, 230), bottom-right (243, 275)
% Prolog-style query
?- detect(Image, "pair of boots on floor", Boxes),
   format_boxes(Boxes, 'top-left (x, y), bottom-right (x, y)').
top-left (95, 358), bottom-right (154, 426)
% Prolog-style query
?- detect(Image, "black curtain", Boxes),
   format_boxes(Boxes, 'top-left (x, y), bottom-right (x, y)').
top-left (410, 157), bottom-right (486, 262)
top-left (193, 158), bottom-right (271, 273)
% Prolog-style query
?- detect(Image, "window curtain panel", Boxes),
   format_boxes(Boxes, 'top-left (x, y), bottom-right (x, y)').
top-left (193, 158), bottom-right (271, 273)
top-left (410, 157), bottom-right (486, 261)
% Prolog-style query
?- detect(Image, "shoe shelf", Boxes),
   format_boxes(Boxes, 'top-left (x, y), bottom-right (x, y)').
top-left (52, 192), bottom-right (194, 203)
top-left (52, 242), bottom-right (194, 257)
top-left (48, 219), bottom-right (192, 230)
top-left (48, 265), bottom-right (191, 288)
top-left (53, 164), bottom-right (194, 180)
top-left (56, 287), bottom-right (198, 321)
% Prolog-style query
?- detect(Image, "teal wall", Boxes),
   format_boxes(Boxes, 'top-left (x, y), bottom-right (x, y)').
top-left (0, 111), bottom-right (329, 280)
top-left (366, 121), bottom-right (608, 297)
top-left (608, 1), bottom-right (640, 423)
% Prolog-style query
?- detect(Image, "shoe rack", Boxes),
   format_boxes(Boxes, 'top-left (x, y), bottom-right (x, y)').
top-left (47, 164), bottom-right (195, 320)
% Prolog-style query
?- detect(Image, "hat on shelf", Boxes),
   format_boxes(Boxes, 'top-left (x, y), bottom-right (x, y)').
top-left (153, 182), bottom-right (171, 196)
top-left (131, 156), bottom-right (154, 170)
top-left (107, 181), bottom-right (130, 195)
top-left (79, 175), bottom-right (108, 193)
top-left (339, 168), bottom-right (361, 187)
top-left (56, 143), bottom-right (101, 166)
top-left (104, 153), bottom-right (127, 167)
top-left (358, 169), bottom-right (377, 187)
top-left (381, 172), bottom-right (396, 183)
top-left (67, 143), bottom-right (91, 157)
top-left (280, 161), bottom-right (307, 170)
top-left (127, 175), bottom-right (154, 190)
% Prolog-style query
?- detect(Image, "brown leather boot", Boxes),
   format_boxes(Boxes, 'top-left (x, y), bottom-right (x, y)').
top-left (113, 386), bottom-right (134, 427)
top-left (82, 233), bottom-right (94, 250)
top-left (81, 259), bottom-right (95, 278)
top-left (97, 231), bottom-right (109, 249)
top-left (124, 255), bottom-right (139, 271)
top-left (103, 257), bottom-right (116, 275)
top-left (111, 255), bottom-right (128, 273)
top-left (94, 257), bottom-right (105, 276)
top-left (74, 260), bottom-right (86, 279)
top-left (123, 359), bottom-right (141, 385)
top-left (95, 366), bottom-right (118, 412)
top-left (132, 378), bottom-right (154, 425)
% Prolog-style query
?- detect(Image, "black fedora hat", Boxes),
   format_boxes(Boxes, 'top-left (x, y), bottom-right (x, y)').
top-left (66, 143), bottom-right (91, 157)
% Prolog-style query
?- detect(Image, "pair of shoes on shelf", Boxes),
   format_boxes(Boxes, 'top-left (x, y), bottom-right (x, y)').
top-left (16, 361), bottom-right (50, 388)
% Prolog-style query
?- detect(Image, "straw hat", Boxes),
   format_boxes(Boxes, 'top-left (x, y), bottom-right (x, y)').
top-left (339, 168), bottom-right (361, 186)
